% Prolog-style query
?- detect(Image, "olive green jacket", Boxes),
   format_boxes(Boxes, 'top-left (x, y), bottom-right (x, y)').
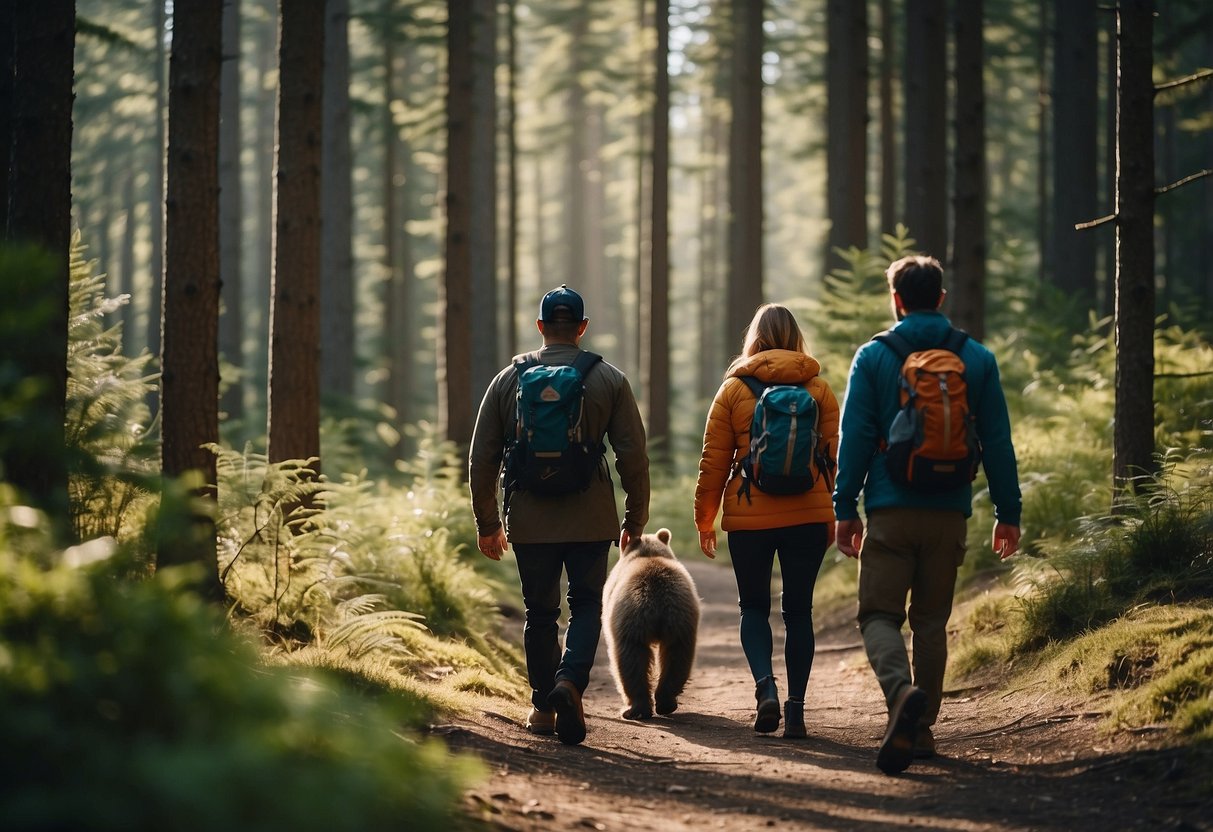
top-left (468, 343), bottom-right (649, 544)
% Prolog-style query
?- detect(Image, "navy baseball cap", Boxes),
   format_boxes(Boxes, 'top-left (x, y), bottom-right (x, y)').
top-left (539, 284), bottom-right (587, 322)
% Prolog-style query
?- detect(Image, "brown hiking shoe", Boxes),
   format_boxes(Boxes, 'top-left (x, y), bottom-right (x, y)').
top-left (876, 685), bottom-right (926, 775)
top-left (525, 707), bottom-right (555, 736)
top-left (548, 680), bottom-right (587, 745)
top-left (914, 725), bottom-right (936, 758)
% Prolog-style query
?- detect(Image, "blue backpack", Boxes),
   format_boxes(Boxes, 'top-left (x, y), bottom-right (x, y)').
top-left (736, 377), bottom-right (831, 502)
top-left (503, 351), bottom-right (605, 504)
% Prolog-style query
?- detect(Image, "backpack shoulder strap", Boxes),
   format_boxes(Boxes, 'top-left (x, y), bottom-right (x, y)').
top-left (513, 353), bottom-right (541, 376)
top-left (739, 376), bottom-right (768, 400)
top-left (571, 350), bottom-right (603, 379)
top-left (942, 328), bottom-right (970, 355)
top-left (872, 329), bottom-right (914, 362)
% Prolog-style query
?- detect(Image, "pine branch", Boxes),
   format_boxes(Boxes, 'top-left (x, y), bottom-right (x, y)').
top-left (1154, 68), bottom-right (1213, 94)
top-left (1155, 169), bottom-right (1212, 196)
top-left (1076, 169), bottom-right (1213, 231)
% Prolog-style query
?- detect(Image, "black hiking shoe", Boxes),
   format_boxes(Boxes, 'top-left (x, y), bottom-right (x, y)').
top-left (783, 699), bottom-right (807, 739)
top-left (753, 676), bottom-right (781, 734)
top-left (876, 685), bottom-right (926, 774)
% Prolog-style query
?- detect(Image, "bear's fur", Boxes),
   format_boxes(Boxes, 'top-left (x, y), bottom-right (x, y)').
top-left (601, 528), bottom-right (700, 720)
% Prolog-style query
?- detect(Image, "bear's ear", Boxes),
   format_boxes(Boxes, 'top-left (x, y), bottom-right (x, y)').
top-left (657, 528), bottom-right (671, 545)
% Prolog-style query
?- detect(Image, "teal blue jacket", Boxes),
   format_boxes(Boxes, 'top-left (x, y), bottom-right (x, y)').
top-left (832, 310), bottom-right (1022, 526)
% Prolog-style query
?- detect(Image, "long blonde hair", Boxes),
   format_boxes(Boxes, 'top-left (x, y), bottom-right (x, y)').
top-left (724, 303), bottom-right (807, 377)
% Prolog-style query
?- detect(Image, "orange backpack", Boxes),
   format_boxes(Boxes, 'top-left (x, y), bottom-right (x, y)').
top-left (874, 328), bottom-right (981, 492)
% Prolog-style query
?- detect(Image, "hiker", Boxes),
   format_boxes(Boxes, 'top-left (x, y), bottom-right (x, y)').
top-left (693, 303), bottom-right (839, 739)
top-left (468, 284), bottom-right (650, 746)
top-left (833, 254), bottom-right (1022, 774)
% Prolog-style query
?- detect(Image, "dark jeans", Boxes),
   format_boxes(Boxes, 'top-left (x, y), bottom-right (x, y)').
top-left (728, 523), bottom-right (829, 701)
top-left (513, 540), bottom-right (611, 710)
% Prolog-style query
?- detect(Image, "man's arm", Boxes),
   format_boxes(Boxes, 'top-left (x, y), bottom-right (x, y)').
top-left (832, 346), bottom-right (880, 522)
top-left (607, 375), bottom-right (649, 537)
top-left (973, 351), bottom-right (1022, 528)
top-left (468, 370), bottom-right (510, 537)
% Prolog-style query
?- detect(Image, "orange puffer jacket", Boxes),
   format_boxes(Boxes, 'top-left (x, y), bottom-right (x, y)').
top-left (694, 349), bottom-right (839, 533)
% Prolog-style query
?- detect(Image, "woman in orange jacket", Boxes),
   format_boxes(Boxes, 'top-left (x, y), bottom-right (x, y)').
top-left (694, 303), bottom-right (839, 738)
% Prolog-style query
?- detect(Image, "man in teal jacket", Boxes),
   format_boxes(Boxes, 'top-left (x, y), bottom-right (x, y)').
top-left (834, 254), bottom-right (1022, 775)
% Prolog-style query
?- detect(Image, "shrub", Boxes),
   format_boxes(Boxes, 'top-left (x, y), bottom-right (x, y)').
top-left (0, 537), bottom-right (480, 832)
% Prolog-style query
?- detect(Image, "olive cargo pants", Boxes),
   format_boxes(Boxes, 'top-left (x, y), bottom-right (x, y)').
top-left (857, 507), bottom-right (967, 727)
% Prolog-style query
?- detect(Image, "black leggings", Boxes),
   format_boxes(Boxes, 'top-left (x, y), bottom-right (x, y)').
top-left (728, 523), bottom-right (829, 701)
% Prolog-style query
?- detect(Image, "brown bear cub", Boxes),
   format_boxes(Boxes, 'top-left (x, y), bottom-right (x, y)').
top-left (601, 528), bottom-right (700, 720)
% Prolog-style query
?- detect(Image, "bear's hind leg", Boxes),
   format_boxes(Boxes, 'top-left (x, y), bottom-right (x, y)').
top-left (654, 628), bottom-right (697, 716)
top-left (614, 637), bottom-right (655, 720)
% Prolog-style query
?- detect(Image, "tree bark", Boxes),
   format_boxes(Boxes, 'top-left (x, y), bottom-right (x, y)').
top-left (0, 0), bottom-right (12, 235)
top-left (5, 0), bottom-right (75, 529)
top-left (159, 0), bottom-right (223, 598)
top-left (904, 0), bottom-right (948, 261)
top-left (878, 0), bottom-right (896, 238)
top-left (1051, 0), bottom-right (1098, 311)
top-left (468, 0), bottom-right (498, 397)
top-left (219, 0), bottom-right (245, 424)
top-left (321, 0), bottom-right (354, 400)
top-left (505, 0), bottom-right (519, 357)
top-left (267, 0), bottom-right (324, 468)
top-left (726, 0), bottom-right (764, 345)
top-left (951, 0), bottom-right (986, 339)
top-left (148, 0), bottom-right (168, 411)
top-left (251, 0), bottom-right (277, 430)
top-left (1113, 0), bottom-right (1156, 494)
top-left (440, 0), bottom-right (476, 447)
top-left (644, 0), bottom-right (671, 463)
top-left (826, 0), bottom-right (868, 269)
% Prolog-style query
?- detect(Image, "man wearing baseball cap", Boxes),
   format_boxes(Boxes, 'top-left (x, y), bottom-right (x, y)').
top-left (468, 284), bottom-right (649, 745)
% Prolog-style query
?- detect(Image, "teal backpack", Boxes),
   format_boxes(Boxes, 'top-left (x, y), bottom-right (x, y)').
top-left (503, 351), bottom-right (605, 505)
top-left (736, 377), bottom-right (831, 502)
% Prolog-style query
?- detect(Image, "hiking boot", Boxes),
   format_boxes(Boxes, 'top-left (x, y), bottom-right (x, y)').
top-left (548, 680), bottom-right (587, 745)
top-left (753, 676), bottom-right (781, 734)
top-left (876, 685), bottom-right (926, 775)
top-left (782, 699), bottom-right (807, 739)
top-left (913, 725), bottom-right (936, 759)
top-left (525, 707), bottom-right (555, 736)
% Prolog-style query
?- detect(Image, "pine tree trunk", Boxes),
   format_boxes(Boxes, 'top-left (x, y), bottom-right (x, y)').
top-left (148, 0), bottom-right (167, 407)
top-left (645, 0), bottom-right (671, 463)
top-left (826, 0), bottom-right (868, 269)
top-left (5, 0), bottom-right (75, 531)
top-left (505, 0), bottom-right (519, 357)
top-left (268, 0), bottom-right (324, 468)
top-left (904, 0), bottom-right (948, 261)
top-left (1112, 0), bottom-right (1156, 494)
top-left (726, 0), bottom-right (765, 343)
top-left (219, 0), bottom-right (245, 424)
top-left (440, 0), bottom-right (476, 446)
top-left (1052, 0), bottom-right (1098, 311)
top-left (878, 0), bottom-right (896, 238)
top-left (120, 167), bottom-right (138, 356)
top-left (321, 0), bottom-right (354, 400)
top-left (159, 0), bottom-right (223, 597)
top-left (252, 0), bottom-right (277, 428)
top-left (951, 0), bottom-right (986, 340)
top-left (0, 0), bottom-right (12, 235)
top-left (468, 0), bottom-right (498, 397)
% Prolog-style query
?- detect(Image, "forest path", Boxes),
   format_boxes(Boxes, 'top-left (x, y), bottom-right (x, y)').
top-left (440, 557), bottom-right (1212, 831)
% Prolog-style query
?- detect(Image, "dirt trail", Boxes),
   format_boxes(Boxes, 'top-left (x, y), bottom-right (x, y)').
top-left (441, 558), bottom-right (1213, 831)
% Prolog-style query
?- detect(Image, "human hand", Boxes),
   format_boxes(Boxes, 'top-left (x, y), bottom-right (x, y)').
top-left (836, 519), bottom-right (864, 559)
top-left (620, 528), bottom-right (635, 552)
top-left (477, 528), bottom-right (508, 561)
top-left (826, 522), bottom-right (836, 550)
top-left (992, 523), bottom-right (1020, 560)
top-left (699, 530), bottom-right (717, 559)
